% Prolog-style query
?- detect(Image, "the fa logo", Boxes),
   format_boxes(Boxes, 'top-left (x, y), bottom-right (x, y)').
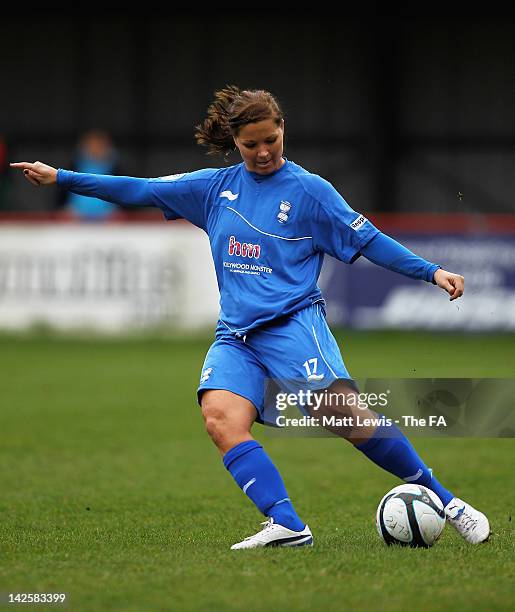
top-left (277, 201), bottom-right (291, 224)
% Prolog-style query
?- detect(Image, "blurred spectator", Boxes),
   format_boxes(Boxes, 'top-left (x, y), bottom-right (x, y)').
top-left (57, 129), bottom-right (121, 221)
top-left (0, 135), bottom-right (12, 210)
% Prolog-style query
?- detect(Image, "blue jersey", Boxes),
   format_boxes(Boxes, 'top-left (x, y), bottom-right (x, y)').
top-left (59, 159), bottom-right (378, 333)
top-left (58, 159), bottom-right (439, 334)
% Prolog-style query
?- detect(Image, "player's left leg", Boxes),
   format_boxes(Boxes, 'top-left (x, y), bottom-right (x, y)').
top-left (255, 303), bottom-right (489, 544)
top-left (341, 390), bottom-right (490, 544)
top-left (314, 379), bottom-right (489, 543)
top-left (309, 379), bottom-right (454, 503)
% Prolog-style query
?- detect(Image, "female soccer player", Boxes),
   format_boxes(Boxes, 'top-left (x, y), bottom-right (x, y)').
top-left (11, 86), bottom-right (489, 549)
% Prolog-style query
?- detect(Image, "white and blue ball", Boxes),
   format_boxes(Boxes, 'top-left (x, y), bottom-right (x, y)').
top-left (376, 484), bottom-right (445, 548)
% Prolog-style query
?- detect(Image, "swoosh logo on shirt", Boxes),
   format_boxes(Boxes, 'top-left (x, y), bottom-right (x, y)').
top-left (220, 190), bottom-right (239, 201)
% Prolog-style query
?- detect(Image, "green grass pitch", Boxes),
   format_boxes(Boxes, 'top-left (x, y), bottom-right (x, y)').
top-left (0, 330), bottom-right (513, 611)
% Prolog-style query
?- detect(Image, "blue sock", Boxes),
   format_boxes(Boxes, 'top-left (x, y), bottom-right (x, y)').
top-left (223, 440), bottom-right (305, 531)
top-left (355, 418), bottom-right (454, 506)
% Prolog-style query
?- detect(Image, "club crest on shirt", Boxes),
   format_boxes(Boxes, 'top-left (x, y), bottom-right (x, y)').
top-left (277, 201), bottom-right (291, 223)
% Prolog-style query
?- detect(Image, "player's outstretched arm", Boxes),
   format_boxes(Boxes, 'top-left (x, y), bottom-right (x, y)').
top-left (10, 161), bottom-right (57, 187)
top-left (11, 161), bottom-right (156, 208)
top-left (359, 232), bottom-right (464, 301)
top-left (433, 268), bottom-right (464, 301)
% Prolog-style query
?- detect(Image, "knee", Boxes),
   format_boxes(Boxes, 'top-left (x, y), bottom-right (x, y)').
top-left (201, 397), bottom-right (227, 441)
top-left (200, 390), bottom-right (255, 453)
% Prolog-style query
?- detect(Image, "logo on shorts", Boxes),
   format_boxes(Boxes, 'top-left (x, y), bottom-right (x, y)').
top-left (200, 367), bottom-right (213, 383)
top-left (307, 373), bottom-right (325, 382)
top-left (277, 200), bottom-right (291, 224)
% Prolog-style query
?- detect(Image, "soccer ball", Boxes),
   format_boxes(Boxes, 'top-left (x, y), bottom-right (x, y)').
top-left (376, 484), bottom-right (446, 548)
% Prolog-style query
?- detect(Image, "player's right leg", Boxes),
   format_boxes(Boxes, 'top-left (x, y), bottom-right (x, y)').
top-left (197, 337), bottom-right (312, 549)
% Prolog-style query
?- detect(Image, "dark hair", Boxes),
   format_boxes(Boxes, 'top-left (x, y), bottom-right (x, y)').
top-left (195, 85), bottom-right (284, 156)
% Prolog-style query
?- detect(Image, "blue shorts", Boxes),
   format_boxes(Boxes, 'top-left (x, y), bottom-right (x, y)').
top-left (197, 303), bottom-right (352, 424)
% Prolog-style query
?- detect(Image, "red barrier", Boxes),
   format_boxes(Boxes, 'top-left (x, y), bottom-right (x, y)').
top-left (0, 210), bottom-right (169, 224)
top-left (368, 213), bottom-right (515, 235)
top-left (1, 211), bottom-right (515, 233)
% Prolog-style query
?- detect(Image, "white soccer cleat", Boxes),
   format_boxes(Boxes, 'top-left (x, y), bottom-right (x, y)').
top-left (445, 497), bottom-right (490, 544)
top-left (230, 518), bottom-right (313, 550)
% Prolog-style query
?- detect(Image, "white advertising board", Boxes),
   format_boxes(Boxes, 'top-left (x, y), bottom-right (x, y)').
top-left (0, 224), bottom-right (220, 331)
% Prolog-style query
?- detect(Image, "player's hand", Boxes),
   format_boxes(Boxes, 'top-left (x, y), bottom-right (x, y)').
top-left (433, 268), bottom-right (464, 301)
top-left (10, 161), bottom-right (58, 187)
